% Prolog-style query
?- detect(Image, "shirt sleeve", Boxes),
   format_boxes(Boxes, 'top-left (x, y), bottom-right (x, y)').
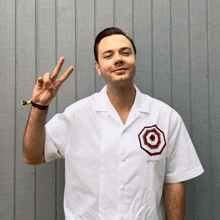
top-left (44, 110), bottom-right (71, 163)
top-left (164, 113), bottom-right (204, 183)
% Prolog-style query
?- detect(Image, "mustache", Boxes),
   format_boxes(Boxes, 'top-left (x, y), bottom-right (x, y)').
top-left (110, 65), bottom-right (129, 73)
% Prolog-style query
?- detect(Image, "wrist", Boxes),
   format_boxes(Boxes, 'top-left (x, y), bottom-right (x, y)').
top-left (31, 101), bottom-right (49, 110)
top-left (30, 105), bottom-right (48, 122)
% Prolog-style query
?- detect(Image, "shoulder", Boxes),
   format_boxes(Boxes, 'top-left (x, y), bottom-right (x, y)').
top-left (140, 92), bottom-right (183, 127)
top-left (141, 93), bottom-right (188, 144)
top-left (62, 92), bottom-right (99, 117)
top-left (46, 93), bottom-right (99, 127)
top-left (143, 92), bottom-right (180, 116)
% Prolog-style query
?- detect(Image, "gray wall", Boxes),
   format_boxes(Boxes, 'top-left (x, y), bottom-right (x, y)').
top-left (0, 0), bottom-right (219, 219)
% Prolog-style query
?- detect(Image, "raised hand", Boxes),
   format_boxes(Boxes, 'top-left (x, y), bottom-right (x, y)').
top-left (32, 57), bottom-right (74, 106)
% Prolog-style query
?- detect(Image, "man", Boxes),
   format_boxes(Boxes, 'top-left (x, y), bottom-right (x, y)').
top-left (23, 27), bottom-right (204, 220)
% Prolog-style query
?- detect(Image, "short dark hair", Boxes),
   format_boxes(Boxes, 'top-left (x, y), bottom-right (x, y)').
top-left (94, 27), bottom-right (137, 62)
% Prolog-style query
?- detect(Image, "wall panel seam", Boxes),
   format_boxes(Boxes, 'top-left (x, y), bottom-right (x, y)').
top-left (35, 1), bottom-right (38, 219)
top-left (14, 0), bottom-right (17, 219)
top-left (132, 0), bottom-right (134, 39)
top-left (55, 0), bottom-right (58, 114)
top-left (75, 0), bottom-right (77, 101)
top-left (94, 0), bottom-right (96, 92)
top-left (151, 0), bottom-right (154, 97)
top-left (188, 0), bottom-right (192, 136)
top-left (113, 0), bottom-right (115, 27)
top-left (55, 1), bottom-right (58, 218)
top-left (206, 0), bottom-right (214, 217)
top-left (170, 0), bottom-right (173, 107)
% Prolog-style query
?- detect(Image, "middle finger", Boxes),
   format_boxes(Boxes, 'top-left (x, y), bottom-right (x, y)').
top-left (51, 57), bottom-right (65, 81)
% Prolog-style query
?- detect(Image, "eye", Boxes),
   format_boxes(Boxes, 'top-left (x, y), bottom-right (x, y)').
top-left (122, 52), bottom-right (130, 56)
top-left (104, 54), bottom-right (112, 59)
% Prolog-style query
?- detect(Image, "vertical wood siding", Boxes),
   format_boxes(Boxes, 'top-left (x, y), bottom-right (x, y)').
top-left (0, 0), bottom-right (219, 219)
top-left (0, 1), bottom-right (15, 220)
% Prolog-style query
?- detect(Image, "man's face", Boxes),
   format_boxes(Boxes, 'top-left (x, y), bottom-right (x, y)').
top-left (95, 34), bottom-right (136, 87)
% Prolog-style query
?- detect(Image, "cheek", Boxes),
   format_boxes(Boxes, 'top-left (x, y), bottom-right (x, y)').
top-left (126, 57), bottom-right (136, 67)
top-left (99, 62), bottom-right (112, 74)
top-left (129, 61), bottom-right (136, 73)
top-left (133, 64), bottom-right (136, 72)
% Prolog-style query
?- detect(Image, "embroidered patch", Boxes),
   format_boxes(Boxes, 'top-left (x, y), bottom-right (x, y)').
top-left (138, 125), bottom-right (166, 156)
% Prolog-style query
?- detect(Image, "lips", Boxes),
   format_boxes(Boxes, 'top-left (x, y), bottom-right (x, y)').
top-left (113, 67), bottom-right (128, 72)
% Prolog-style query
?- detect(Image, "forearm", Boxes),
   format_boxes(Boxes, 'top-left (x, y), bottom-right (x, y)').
top-left (165, 206), bottom-right (184, 220)
top-left (163, 182), bottom-right (185, 220)
top-left (23, 106), bottom-right (47, 164)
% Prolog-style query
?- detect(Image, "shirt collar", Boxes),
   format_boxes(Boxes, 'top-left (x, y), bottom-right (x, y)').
top-left (95, 84), bottom-right (150, 113)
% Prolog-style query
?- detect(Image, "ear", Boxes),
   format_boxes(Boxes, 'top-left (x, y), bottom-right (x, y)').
top-left (95, 61), bottom-right (102, 76)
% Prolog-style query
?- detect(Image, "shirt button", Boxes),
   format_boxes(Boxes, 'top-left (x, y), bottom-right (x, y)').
top-left (121, 217), bottom-right (124, 220)
top-left (122, 186), bottom-right (125, 190)
top-left (123, 158), bottom-right (126, 162)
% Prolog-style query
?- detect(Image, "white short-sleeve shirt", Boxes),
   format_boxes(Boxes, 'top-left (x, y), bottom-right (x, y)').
top-left (45, 85), bottom-right (204, 220)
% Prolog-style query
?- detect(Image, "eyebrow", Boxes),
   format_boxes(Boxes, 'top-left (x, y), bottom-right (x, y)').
top-left (102, 47), bottom-right (132, 55)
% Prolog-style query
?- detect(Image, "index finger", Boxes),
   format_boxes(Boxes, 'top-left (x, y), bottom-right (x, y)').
top-left (58, 66), bottom-right (74, 85)
top-left (51, 57), bottom-right (65, 81)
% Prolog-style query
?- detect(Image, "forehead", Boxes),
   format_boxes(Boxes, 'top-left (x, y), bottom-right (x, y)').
top-left (98, 34), bottom-right (133, 54)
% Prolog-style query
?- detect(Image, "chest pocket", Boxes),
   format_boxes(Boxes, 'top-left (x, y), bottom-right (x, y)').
top-left (138, 125), bottom-right (167, 157)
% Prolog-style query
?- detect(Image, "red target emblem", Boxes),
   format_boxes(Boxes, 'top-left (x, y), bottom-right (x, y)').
top-left (138, 125), bottom-right (166, 156)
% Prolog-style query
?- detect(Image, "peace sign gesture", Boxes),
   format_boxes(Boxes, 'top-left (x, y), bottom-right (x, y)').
top-left (32, 57), bottom-right (74, 106)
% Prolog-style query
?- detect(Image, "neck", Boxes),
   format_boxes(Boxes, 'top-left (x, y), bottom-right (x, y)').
top-left (106, 82), bottom-right (136, 111)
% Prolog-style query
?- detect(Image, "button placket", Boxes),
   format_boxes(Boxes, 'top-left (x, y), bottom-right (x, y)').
top-left (118, 132), bottom-right (127, 219)
top-left (122, 157), bottom-right (126, 191)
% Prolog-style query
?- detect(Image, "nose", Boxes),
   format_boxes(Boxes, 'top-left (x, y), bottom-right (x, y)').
top-left (114, 53), bottom-right (124, 65)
